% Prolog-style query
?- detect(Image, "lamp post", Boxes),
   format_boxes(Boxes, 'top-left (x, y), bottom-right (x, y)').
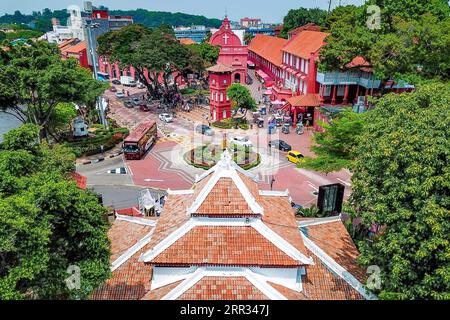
top-left (85, 20), bottom-right (108, 129)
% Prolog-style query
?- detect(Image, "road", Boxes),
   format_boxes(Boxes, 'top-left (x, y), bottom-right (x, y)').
top-left (92, 185), bottom-right (166, 210)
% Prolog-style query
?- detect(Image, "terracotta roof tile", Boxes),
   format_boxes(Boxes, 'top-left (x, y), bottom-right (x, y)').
top-left (304, 221), bottom-right (367, 283)
top-left (195, 177), bottom-right (256, 216)
top-left (178, 38), bottom-right (196, 45)
top-left (178, 277), bottom-right (268, 300)
top-left (283, 31), bottom-right (329, 59)
top-left (259, 196), bottom-right (308, 258)
top-left (248, 34), bottom-right (287, 66)
top-left (151, 226), bottom-right (302, 267)
top-left (91, 194), bottom-right (192, 300)
top-left (107, 220), bottom-right (152, 262)
top-left (268, 250), bottom-right (364, 300)
top-left (286, 93), bottom-right (321, 107)
top-left (207, 62), bottom-right (234, 73)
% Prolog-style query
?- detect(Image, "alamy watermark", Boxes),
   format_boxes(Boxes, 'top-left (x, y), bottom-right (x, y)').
top-left (366, 5), bottom-right (381, 30)
top-left (65, 265), bottom-right (81, 290)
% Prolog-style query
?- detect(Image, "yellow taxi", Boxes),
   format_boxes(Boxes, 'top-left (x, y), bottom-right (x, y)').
top-left (286, 150), bottom-right (304, 164)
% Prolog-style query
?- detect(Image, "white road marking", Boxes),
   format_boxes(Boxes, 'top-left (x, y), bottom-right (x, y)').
top-left (306, 180), bottom-right (319, 191)
top-left (336, 178), bottom-right (351, 186)
top-left (144, 178), bottom-right (165, 182)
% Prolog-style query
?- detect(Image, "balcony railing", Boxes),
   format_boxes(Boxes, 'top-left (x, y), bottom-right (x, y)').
top-left (317, 71), bottom-right (381, 89)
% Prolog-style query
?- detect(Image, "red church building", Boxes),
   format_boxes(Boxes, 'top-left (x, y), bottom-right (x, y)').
top-left (210, 17), bottom-right (248, 84)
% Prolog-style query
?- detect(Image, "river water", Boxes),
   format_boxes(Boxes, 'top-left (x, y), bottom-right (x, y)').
top-left (0, 112), bottom-right (22, 142)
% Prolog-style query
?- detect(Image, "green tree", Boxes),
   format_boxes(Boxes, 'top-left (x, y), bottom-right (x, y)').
top-left (226, 83), bottom-right (257, 119)
top-left (98, 24), bottom-right (209, 99)
top-left (320, 1), bottom-right (450, 88)
top-left (280, 7), bottom-right (327, 38)
top-left (244, 32), bottom-right (255, 45)
top-left (0, 124), bottom-right (111, 299)
top-left (0, 41), bottom-right (106, 140)
top-left (299, 108), bottom-right (365, 173)
top-left (350, 83), bottom-right (450, 299)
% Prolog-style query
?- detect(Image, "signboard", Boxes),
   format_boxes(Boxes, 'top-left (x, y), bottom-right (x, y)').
top-left (317, 183), bottom-right (345, 214)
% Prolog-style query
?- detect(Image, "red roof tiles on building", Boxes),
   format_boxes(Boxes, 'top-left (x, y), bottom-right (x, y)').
top-left (178, 277), bottom-right (268, 300)
top-left (150, 226), bottom-right (303, 267)
top-left (248, 34), bottom-right (287, 67)
top-left (287, 93), bottom-right (321, 107)
top-left (283, 31), bottom-right (329, 59)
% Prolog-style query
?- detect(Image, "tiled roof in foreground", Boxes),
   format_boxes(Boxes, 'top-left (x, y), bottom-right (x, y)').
top-left (178, 277), bottom-right (268, 300)
top-left (150, 226), bottom-right (302, 267)
top-left (92, 151), bottom-right (373, 300)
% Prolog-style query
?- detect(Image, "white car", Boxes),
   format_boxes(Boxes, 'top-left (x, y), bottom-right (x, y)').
top-left (115, 92), bottom-right (125, 99)
top-left (230, 136), bottom-right (253, 147)
top-left (159, 113), bottom-right (173, 123)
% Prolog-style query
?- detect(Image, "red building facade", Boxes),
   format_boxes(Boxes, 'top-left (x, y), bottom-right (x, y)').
top-left (207, 63), bottom-right (233, 121)
top-left (210, 17), bottom-right (248, 84)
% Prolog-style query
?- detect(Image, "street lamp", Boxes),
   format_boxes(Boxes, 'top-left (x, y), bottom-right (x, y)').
top-left (85, 20), bottom-right (108, 129)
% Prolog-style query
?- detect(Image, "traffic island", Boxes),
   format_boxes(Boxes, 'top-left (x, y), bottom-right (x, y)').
top-left (184, 144), bottom-right (260, 170)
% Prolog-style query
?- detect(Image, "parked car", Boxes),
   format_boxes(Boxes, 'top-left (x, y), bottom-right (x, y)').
top-left (115, 92), bottom-right (125, 99)
top-left (230, 136), bottom-right (253, 148)
top-left (124, 100), bottom-right (134, 108)
top-left (286, 150), bottom-right (304, 164)
top-left (137, 83), bottom-right (145, 89)
top-left (132, 98), bottom-right (141, 106)
top-left (195, 124), bottom-right (213, 136)
top-left (268, 139), bottom-right (292, 152)
top-left (112, 79), bottom-right (121, 85)
top-left (109, 86), bottom-right (117, 92)
top-left (159, 113), bottom-right (173, 123)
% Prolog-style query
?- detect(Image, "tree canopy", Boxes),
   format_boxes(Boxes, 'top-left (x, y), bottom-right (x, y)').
top-left (98, 24), bottom-right (210, 99)
top-left (226, 83), bottom-right (257, 118)
top-left (299, 108), bottom-right (366, 173)
top-left (320, 1), bottom-right (450, 85)
top-left (349, 82), bottom-right (450, 299)
top-left (0, 124), bottom-right (111, 299)
top-left (0, 41), bottom-right (107, 139)
top-left (280, 7), bottom-right (327, 38)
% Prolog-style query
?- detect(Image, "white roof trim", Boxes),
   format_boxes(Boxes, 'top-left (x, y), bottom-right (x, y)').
top-left (301, 232), bottom-right (377, 300)
top-left (115, 214), bottom-right (157, 226)
top-left (187, 155), bottom-right (264, 215)
top-left (244, 269), bottom-right (288, 300)
top-left (140, 217), bottom-right (312, 266)
top-left (252, 219), bottom-right (313, 265)
top-left (161, 267), bottom-right (206, 300)
top-left (259, 189), bottom-right (289, 197)
top-left (297, 215), bottom-right (341, 227)
top-left (161, 267), bottom-right (287, 300)
top-left (167, 189), bottom-right (195, 195)
top-left (111, 228), bottom-right (155, 272)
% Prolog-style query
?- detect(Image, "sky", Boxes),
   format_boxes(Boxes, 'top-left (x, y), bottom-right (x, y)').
top-left (0, 0), bottom-right (366, 23)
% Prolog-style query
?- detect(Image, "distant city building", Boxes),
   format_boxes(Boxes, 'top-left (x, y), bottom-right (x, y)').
top-left (44, 5), bottom-right (85, 44)
top-left (82, 4), bottom-right (133, 69)
top-left (240, 17), bottom-right (261, 28)
top-left (174, 25), bottom-right (209, 43)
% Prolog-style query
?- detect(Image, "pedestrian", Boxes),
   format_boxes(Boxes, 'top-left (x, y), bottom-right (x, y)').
top-left (270, 176), bottom-right (275, 190)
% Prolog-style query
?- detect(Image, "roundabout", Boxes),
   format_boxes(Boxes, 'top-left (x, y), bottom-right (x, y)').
top-left (184, 144), bottom-right (261, 170)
